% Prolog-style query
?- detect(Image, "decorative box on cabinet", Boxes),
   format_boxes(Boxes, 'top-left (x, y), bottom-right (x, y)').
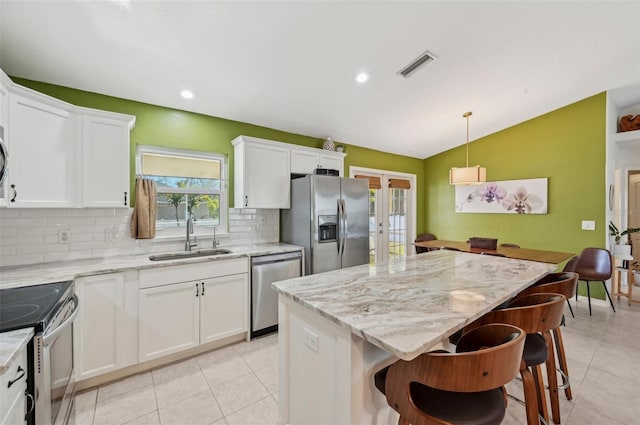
top-left (138, 258), bottom-right (249, 362)
top-left (232, 135), bottom-right (291, 208)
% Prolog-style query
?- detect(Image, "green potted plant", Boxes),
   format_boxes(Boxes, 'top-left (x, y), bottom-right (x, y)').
top-left (609, 221), bottom-right (640, 257)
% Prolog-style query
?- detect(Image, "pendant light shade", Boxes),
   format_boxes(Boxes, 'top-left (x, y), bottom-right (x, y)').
top-left (449, 112), bottom-right (487, 185)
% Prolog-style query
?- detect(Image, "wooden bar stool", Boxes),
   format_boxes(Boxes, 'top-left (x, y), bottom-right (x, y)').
top-left (374, 323), bottom-right (525, 425)
top-left (519, 272), bottom-right (578, 401)
top-left (464, 293), bottom-right (566, 425)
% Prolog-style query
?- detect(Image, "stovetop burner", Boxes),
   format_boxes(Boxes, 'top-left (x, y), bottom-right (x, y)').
top-left (0, 281), bottom-right (73, 333)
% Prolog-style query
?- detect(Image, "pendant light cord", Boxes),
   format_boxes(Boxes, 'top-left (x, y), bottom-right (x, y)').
top-left (463, 111), bottom-right (472, 167)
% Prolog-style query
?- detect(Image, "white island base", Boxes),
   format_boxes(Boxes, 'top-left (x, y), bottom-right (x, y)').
top-left (278, 296), bottom-right (399, 425)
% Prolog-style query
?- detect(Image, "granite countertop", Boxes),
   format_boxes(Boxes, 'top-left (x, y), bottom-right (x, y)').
top-left (0, 242), bottom-right (302, 290)
top-left (272, 249), bottom-right (555, 361)
top-left (0, 328), bottom-right (33, 375)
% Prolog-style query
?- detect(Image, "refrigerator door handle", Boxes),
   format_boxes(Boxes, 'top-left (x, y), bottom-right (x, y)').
top-left (341, 199), bottom-right (348, 256)
top-left (337, 198), bottom-right (343, 254)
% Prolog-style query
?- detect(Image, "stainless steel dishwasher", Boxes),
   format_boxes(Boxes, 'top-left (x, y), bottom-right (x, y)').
top-left (251, 251), bottom-right (302, 338)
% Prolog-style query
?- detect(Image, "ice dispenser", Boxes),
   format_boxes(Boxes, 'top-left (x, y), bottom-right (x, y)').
top-left (318, 215), bottom-right (337, 242)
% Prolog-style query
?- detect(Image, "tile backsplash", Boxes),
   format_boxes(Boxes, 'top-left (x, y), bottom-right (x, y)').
top-left (0, 208), bottom-right (279, 267)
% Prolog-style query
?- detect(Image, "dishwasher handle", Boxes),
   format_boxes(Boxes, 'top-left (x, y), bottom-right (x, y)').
top-left (251, 251), bottom-right (302, 265)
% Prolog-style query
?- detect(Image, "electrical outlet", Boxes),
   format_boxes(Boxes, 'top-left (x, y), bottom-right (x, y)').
top-left (303, 327), bottom-right (319, 352)
top-left (581, 220), bottom-right (596, 231)
top-left (57, 229), bottom-right (71, 244)
top-left (104, 226), bottom-right (120, 242)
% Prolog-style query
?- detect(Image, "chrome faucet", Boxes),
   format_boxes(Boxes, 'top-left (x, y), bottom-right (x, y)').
top-left (185, 212), bottom-right (197, 251)
top-left (212, 226), bottom-right (219, 248)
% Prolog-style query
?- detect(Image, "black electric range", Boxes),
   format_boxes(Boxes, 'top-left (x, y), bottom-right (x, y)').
top-left (0, 280), bottom-right (74, 333)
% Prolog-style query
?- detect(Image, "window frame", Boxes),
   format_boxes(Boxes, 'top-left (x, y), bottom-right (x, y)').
top-left (135, 145), bottom-right (228, 238)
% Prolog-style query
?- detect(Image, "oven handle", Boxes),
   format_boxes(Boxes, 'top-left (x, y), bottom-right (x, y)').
top-left (43, 294), bottom-right (79, 346)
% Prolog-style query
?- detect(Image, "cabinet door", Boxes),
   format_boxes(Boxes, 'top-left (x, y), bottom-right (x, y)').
top-left (238, 142), bottom-right (290, 208)
top-left (74, 273), bottom-right (124, 381)
top-left (0, 81), bottom-right (8, 207)
top-left (291, 150), bottom-right (319, 175)
top-left (82, 114), bottom-right (131, 207)
top-left (200, 273), bottom-right (249, 344)
top-left (319, 154), bottom-right (344, 177)
top-left (0, 344), bottom-right (27, 425)
top-left (7, 93), bottom-right (77, 207)
top-left (138, 281), bottom-right (200, 362)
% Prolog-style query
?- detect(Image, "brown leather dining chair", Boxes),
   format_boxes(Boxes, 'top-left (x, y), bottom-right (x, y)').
top-left (463, 293), bottom-right (567, 425)
top-left (374, 323), bottom-right (525, 425)
top-left (566, 248), bottom-right (615, 316)
top-left (415, 233), bottom-right (436, 254)
top-left (518, 272), bottom-right (579, 401)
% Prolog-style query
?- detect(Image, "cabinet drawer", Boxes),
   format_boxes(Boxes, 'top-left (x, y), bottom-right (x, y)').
top-left (139, 257), bottom-right (248, 289)
top-left (1, 343), bottom-right (28, 423)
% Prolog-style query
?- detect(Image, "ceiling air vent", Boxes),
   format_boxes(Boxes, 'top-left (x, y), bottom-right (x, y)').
top-left (397, 50), bottom-right (438, 78)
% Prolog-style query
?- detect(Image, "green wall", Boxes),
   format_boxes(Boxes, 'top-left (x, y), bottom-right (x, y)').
top-left (12, 77), bottom-right (424, 231)
top-left (14, 76), bottom-right (607, 292)
top-left (423, 93), bottom-right (607, 296)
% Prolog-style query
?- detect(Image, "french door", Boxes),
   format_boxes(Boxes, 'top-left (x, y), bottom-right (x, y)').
top-left (352, 168), bottom-right (416, 265)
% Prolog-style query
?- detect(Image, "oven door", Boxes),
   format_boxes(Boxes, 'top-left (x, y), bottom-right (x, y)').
top-left (35, 294), bottom-right (79, 425)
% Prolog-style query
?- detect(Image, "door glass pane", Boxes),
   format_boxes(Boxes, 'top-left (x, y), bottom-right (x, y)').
top-left (388, 188), bottom-right (407, 260)
top-left (368, 189), bottom-right (377, 265)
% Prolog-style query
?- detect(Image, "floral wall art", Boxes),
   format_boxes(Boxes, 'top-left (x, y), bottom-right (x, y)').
top-left (455, 178), bottom-right (548, 214)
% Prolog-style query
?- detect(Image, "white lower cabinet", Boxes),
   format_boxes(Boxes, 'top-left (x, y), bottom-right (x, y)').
top-left (138, 259), bottom-right (249, 362)
top-left (0, 342), bottom-right (28, 425)
top-left (138, 281), bottom-right (200, 361)
top-left (74, 272), bottom-right (138, 381)
top-left (200, 274), bottom-right (248, 344)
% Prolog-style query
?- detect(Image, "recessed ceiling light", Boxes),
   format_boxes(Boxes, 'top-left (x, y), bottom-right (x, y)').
top-left (180, 89), bottom-right (195, 99)
top-left (355, 72), bottom-right (369, 84)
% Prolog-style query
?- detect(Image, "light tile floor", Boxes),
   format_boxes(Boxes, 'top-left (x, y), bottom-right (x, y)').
top-left (74, 296), bottom-right (640, 425)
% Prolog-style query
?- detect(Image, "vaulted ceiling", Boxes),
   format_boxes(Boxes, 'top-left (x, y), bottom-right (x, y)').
top-left (1, 1), bottom-right (639, 158)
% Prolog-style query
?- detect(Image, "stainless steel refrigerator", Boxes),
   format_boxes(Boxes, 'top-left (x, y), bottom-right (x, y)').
top-left (280, 175), bottom-right (369, 275)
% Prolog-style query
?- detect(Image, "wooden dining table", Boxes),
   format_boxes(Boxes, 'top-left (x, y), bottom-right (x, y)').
top-left (413, 239), bottom-right (575, 264)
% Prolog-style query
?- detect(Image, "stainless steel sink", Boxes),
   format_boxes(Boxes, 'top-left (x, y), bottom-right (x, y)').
top-left (149, 248), bottom-right (233, 261)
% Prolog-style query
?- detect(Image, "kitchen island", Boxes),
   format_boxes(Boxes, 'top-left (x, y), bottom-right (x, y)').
top-left (272, 250), bottom-right (556, 425)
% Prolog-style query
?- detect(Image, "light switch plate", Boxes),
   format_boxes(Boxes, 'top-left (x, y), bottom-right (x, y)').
top-left (582, 220), bottom-right (596, 230)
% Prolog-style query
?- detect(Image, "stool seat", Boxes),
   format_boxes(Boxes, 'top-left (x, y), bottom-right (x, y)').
top-left (374, 365), bottom-right (506, 425)
top-left (522, 333), bottom-right (547, 366)
top-left (374, 324), bottom-right (525, 425)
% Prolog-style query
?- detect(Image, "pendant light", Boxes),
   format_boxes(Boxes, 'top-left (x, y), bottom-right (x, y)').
top-left (449, 111), bottom-right (487, 185)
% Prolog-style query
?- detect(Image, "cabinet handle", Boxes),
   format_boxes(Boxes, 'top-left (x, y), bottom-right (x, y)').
top-left (244, 195), bottom-right (248, 207)
top-left (10, 184), bottom-right (17, 202)
top-left (8, 366), bottom-right (25, 388)
top-left (124, 191), bottom-right (128, 206)
top-left (195, 283), bottom-right (199, 297)
top-left (201, 282), bottom-right (205, 296)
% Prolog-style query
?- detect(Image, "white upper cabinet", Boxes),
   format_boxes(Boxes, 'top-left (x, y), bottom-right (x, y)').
top-left (81, 111), bottom-right (135, 207)
top-left (0, 69), bottom-right (135, 208)
top-left (7, 92), bottom-right (78, 208)
top-left (232, 135), bottom-right (346, 209)
top-left (290, 147), bottom-right (345, 176)
top-left (232, 136), bottom-right (291, 209)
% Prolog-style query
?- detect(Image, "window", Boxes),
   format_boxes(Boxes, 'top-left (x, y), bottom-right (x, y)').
top-left (136, 145), bottom-right (228, 237)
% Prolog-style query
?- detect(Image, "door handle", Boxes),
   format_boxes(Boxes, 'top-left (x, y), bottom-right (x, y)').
top-left (10, 184), bottom-right (17, 202)
top-left (201, 282), bottom-right (205, 296)
top-left (124, 191), bottom-right (128, 206)
top-left (196, 283), bottom-right (199, 297)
